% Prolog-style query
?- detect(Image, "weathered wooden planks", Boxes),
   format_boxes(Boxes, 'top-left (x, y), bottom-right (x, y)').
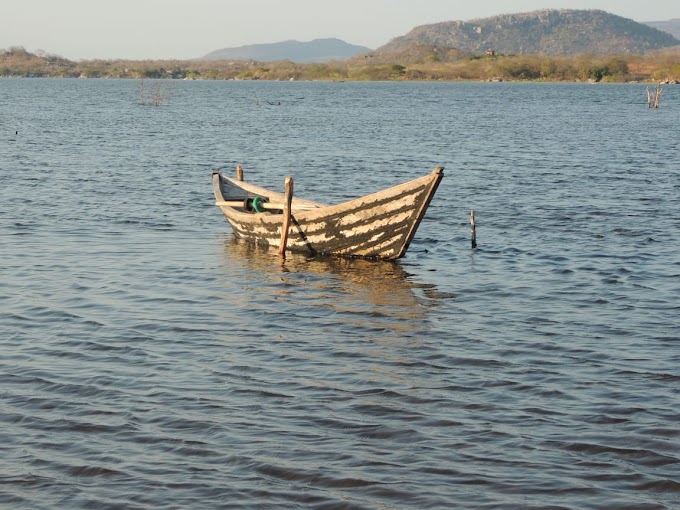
top-left (212, 167), bottom-right (443, 260)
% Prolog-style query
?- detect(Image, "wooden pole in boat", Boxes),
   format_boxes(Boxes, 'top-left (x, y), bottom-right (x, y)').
top-left (236, 165), bottom-right (244, 181)
top-left (279, 176), bottom-right (294, 258)
top-left (470, 209), bottom-right (477, 249)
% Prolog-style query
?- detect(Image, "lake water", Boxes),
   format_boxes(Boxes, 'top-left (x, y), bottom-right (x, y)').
top-left (1, 78), bottom-right (679, 509)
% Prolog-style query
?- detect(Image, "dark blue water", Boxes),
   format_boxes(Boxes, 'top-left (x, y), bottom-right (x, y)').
top-left (1, 78), bottom-right (679, 509)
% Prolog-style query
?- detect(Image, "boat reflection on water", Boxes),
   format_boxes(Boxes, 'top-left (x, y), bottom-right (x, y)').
top-left (216, 235), bottom-right (444, 399)
top-left (218, 236), bottom-right (440, 337)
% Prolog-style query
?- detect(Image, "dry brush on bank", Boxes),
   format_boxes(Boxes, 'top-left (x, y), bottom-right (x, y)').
top-left (2, 46), bottom-right (679, 83)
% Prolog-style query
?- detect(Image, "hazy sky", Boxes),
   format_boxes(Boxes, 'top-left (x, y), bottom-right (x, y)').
top-left (4, 0), bottom-right (678, 60)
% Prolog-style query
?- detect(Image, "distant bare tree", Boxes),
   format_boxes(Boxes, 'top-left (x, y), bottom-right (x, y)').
top-left (647, 83), bottom-right (662, 108)
top-left (137, 79), bottom-right (174, 106)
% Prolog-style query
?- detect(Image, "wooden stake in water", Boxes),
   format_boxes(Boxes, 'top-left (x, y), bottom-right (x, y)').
top-left (470, 209), bottom-right (477, 249)
top-left (654, 82), bottom-right (662, 108)
top-left (647, 83), bottom-right (662, 109)
top-left (279, 176), bottom-right (294, 258)
top-left (236, 165), bottom-right (244, 181)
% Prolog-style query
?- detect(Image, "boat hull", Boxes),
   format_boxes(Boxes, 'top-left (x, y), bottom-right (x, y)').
top-left (212, 168), bottom-right (443, 260)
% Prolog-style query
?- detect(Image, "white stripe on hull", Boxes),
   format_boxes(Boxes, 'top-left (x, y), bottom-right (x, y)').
top-left (213, 167), bottom-right (443, 260)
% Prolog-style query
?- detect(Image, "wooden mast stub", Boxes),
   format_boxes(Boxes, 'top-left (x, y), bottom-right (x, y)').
top-left (278, 177), bottom-right (294, 258)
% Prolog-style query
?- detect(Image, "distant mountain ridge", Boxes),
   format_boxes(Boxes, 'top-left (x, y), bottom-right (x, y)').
top-left (200, 38), bottom-right (371, 63)
top-left (645, 19), bottom-right (680, 40)
top-left (375, 9), bottom-right (680, 56)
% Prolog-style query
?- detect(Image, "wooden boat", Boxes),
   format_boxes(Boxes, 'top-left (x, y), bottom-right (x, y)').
top-left (212, 166), bottom-right (443, 260)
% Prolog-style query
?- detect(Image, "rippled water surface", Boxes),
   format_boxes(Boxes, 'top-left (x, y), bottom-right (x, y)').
top-left (1, 79), bottom-right (679, 509)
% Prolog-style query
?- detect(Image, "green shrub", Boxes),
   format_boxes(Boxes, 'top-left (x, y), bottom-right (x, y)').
top-left (391, 64), bottom-right (406, 76)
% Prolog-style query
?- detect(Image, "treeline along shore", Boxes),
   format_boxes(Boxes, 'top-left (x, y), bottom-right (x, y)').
top-left (2, 46), bottom-right (679, 83)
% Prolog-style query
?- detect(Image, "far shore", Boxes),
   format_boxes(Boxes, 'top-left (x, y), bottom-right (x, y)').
top-left (3, 76), bottom-right (679, 86)
top-left (2, 47), bottom-right (679, 84)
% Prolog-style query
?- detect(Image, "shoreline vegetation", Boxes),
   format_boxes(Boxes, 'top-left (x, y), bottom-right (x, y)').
top-left (2, 46), bottom-right (679, 83)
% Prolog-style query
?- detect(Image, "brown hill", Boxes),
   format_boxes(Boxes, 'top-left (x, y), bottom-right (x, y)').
top-left (375, 9), bottom-right (680, 57)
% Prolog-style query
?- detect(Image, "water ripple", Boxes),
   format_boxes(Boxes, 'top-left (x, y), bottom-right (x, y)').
top-left (1, 80), bottom-right (678, 509)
